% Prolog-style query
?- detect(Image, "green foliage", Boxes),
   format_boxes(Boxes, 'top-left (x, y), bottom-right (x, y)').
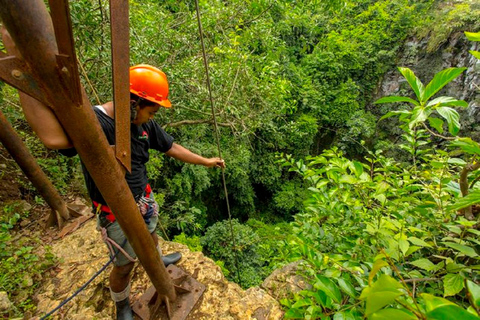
top-left (201, 219), bottom-right (265, 287)
top-left (276, 64), bottom-right (480, 319)
top-left (465, 31), bottom-right (480, 59)
top-left (0, 203), bottom-right (57, 318)
top-left (416, 2), bottom-right (480, 53)
top-left (62, 0), bottom-right (433, 229)
top-left (1, 4), bottom-right (478, 319)
top-left (200, 218), bottom-right (292, 288)
top-left (278, 145), bottom-right (480, 318)
top-left (377, 66), bottom-right (467, 138)
top-left (172, 232), bottom-right (203, 252)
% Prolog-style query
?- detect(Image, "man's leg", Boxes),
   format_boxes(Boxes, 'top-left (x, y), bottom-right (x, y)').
top-left (110, 262), bottom-right (135, 293)
top-left (110, 262), bottom-right (135, 320)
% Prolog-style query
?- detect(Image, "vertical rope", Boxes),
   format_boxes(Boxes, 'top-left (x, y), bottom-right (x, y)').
top-left (194, 0), bottom-right (242, 286)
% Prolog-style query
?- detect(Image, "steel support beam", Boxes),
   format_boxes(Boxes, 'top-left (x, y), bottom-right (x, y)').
top-left (110, 0), bottom-right (132, 173)
top-left (0, 110), bottom-right (71, 224)
top-left (0, 0), bottom-right (176, 304)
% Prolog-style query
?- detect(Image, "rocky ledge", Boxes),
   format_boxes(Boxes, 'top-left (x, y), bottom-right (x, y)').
top-left (33, 218), bottom-right (284, 319)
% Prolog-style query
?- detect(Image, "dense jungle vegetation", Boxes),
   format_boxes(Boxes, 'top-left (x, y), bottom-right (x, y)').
top-left (1, 0), bottom-right (480, 318)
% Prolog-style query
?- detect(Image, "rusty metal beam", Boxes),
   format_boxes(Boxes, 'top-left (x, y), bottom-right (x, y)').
top-left (0, 0), bottom-right (176, 304)
top-left (0, 110), bottom-right (71, 222)
top-left (110, 0), bottom-right (132, 173)
top-left (48, 0), bottom-right (83, 105)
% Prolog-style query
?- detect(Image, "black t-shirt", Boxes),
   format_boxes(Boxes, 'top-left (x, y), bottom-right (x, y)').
top-left (61, 107), bottom-right (174, 204)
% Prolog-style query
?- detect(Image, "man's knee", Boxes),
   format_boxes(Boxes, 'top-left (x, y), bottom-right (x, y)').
top-left (112, 262), bottom-right (135, 278)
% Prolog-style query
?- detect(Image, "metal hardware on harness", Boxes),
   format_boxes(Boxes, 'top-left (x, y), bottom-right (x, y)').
top-left (132, 265), bottom-right (205, 320)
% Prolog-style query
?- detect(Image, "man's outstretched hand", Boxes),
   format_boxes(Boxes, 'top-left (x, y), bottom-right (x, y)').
top-left (205, 157), bottom-right (225, 168)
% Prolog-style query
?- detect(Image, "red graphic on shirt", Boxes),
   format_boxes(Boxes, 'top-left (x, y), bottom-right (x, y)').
top-left (139, 131), bottom-right (149, 140)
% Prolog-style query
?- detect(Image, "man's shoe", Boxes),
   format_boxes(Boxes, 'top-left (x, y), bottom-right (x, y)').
top-left (162, 252), bottom-right (182, 266)
top-left (115, 297), bottom-right (133, 320)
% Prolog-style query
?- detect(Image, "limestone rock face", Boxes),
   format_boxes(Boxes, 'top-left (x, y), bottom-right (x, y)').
top-left (33, 219), bottom-right (283, 319)
top-left (261, 261), bottom-right (311, 301)
top-left (374, 31), bottom-right (480, 139)
top-left (0, 292), bottom-right (13, 313)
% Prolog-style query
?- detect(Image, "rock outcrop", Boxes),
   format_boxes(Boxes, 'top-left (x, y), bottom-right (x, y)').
top-left (33, 218), bottom-right (283, 319)
top-left (261, 261), bottom-right (311, 301)
top-left (374, 31), bottom-right (480, 138)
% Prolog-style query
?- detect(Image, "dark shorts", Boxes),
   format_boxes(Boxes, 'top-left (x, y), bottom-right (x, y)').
top-left (96, 195), bottom-right (159, 266)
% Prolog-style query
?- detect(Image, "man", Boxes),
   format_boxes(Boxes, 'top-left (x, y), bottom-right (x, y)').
top-left (1, 29), bottom-right (225, 320)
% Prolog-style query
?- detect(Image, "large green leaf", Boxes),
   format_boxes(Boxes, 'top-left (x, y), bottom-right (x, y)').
top-left (442, 242), bottom-right (478, 258)
top-left (436, 107), bottom-right (460, 136)
top-left (465, 32), bottom-right (480, 41)
top-left (422, 293), bottom-right (480, 319)
top-left (398, 239), bottom-right (410, 255)
top-left (443, 273), bottom-right (465, 297)
top-left (361, 275), bottom-right (403, 315)
top-left (398, 67), bottom-right (425, 102)
top-left (428, 117), bottom-right (444, 134)
top-left (411, 258), bottom-right (435, 271)
top-left (410, 106), bottom-right (430, 128)
top-left (470, 51), bottom-right (480, 59)
top-left (467, 280), bottom-right (480, 308)
top-left (369, 308), bottom-right (416, 320)
top-left (369, 259), bottom-right (388, 284)
top-left (423, 68), bottom-right (467, 102)
top-left (448, 190), bottom-right (480, 211)
top-left (375, 96), bottom-right (419, 106)
top-left (408, 237), bottom-right (432, 248)
top-left (422, 293), bottom-right (456, 311)
top-left (337, 278), bottom-right (357, 298)
top-left (315, 275), bottom-right (342, 303)
top-left (427, 96), bottom-right (468, 108)
top-left (379, 110), bottom-right (411, 121)
top-left (450, 138), bottom-right (480, 155)
top-left (427, 305), bottom-right (480, 320)
top-left (333, 311), bottom-right (357, 320)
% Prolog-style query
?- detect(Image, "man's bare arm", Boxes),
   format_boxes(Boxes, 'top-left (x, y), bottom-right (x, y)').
top-left (166, 143), bottom-right (225, 168)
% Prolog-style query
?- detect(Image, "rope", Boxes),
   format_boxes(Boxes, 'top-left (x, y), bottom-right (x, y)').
top-left (39, 239), bottom-right (127, 320)
top-left (194, 0), bottom-right (242, 286)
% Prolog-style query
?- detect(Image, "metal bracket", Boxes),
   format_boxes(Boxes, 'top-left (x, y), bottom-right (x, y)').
top-left (0, 56), bottom-right (49, 105)
top-left (132, 265), bottom-right (205, 320)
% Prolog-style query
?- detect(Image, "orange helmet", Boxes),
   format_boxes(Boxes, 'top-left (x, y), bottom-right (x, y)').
top-left (129, 64), bottom-right (172, 108)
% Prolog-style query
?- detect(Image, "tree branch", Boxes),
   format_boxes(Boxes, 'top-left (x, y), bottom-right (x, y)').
top-left (165, 118), bottom-right (233, 128)
top-left (421, 122), bottom-right (455, 140)
top-left (459, 160), bottom-right (480, 219)
top-left (242, 3), bottom-right (275, 26)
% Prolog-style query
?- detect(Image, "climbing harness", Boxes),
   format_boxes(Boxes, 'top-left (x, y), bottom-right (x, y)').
top-left (194, 0), bottom-right (242, 286)
top-left (39, 239), bottom-right (128, 320)
top-left (95, 183), bottom-right (159, 263)
top-left (93, 183), bottom-right (155, 223)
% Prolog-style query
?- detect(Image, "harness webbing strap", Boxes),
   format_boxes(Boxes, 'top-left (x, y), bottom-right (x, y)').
top-left (93, 183), bottom-right (152, 223)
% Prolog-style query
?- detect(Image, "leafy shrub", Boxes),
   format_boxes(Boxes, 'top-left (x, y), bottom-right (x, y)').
top-left (172, 232), bottom-right (203, 252)
top-left (0, 203), bottom-right (57, 318)
top-left (201, 219), bottom-right (265, 288)
top-left (277, 62), bottom-right (480, 319)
